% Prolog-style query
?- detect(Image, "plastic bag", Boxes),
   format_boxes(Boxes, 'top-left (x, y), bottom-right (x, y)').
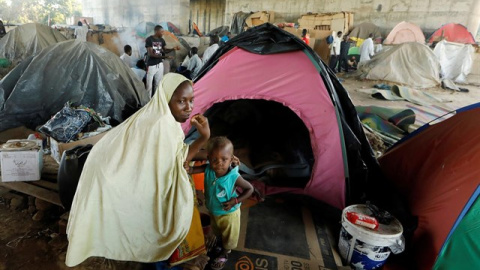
top-left (38, 103), bottom-right (91, 143)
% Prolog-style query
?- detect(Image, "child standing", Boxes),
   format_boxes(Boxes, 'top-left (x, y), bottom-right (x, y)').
top-left (189, 136), bottom-right (254, 270)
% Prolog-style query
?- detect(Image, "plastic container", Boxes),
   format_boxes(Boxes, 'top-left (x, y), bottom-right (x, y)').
top-left (338, 204), bottom-right (405, 270)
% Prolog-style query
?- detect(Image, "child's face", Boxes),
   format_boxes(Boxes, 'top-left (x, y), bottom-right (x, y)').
top-left (208, 145), bottom-right (233, 176)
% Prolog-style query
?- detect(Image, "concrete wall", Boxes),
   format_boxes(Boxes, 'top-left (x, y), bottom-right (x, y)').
top-left (225, 0), bottom-right (480, 36)
top-left (81, 0), bottom-right (190, 34)
top-left (81, 0), bottom-right (480, 38)
top-left (190, 0), bottom-right (226, 34)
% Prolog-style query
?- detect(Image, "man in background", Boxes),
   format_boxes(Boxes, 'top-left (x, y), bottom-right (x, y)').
top-left (120, 45), bottom-right (135, 68)
top-left (74, 20), bottom-right (89, 42)
top-left (329, 31), bottom-right (342, 72)
top-left (359, 33), bottom-right (375, 63)
top-left (202, 35), bottom-right (220, 65)
top-left (338, 35), bottom-right (350, 73)
top-left (145, 25), bottom-right (179, 97)
top-left (187, 47), bottom-right (203, 79)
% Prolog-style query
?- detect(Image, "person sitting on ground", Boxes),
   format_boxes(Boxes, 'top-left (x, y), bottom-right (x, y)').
top-left (187, 47), bottom-right (203, 79)
top-left (131, 59), bottom-right (147, 85)
top-left (202, 35), bottom-right (220, 65)
top-left (348, 56), bottom-right (357, 70)
top-left (221, 32), bottom-right (231, 43)
top-left (359, 33), bottom-right (375, 63)
top-left (120, 45), bottom-right (135, 68)
top-left (74, 20), bottom-right (89, 42)
top-left (338, 35), bottom-right (351, 73)
top-left (301, 29), bottom-right (310, 45)
top-left (188, 136), bottom-right (254, 270)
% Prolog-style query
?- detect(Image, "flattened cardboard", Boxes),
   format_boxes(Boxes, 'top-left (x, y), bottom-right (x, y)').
top-left (50, 131), bottom-right (108, 164)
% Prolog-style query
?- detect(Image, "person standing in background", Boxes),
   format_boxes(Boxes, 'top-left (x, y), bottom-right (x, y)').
top-left (338, 35), bottom-right (351, 73)
top-left (359, 33), bottom-right (375, 63)
top-left (329, 31), bottom-right (342, 72)
top-left (202, 35), bottom-right (220, 65)
top-left (145, 25), bottom-right (179, 98)
top-left (120, 45), bottom-right (135, 68)
top-left (301, 29), bottom-right (310, 45)
top-left (74, 20), bottom-right (89, 42)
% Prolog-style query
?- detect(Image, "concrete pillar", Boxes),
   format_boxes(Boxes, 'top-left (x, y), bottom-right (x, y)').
top-left (467, 0), bottom-right (480, 38)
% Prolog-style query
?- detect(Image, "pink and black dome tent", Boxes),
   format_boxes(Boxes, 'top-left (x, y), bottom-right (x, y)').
top-left (182, 24), bottom-right (382, 210)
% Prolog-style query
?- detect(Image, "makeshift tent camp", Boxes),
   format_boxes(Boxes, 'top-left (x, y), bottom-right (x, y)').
top-left (380, 103), bottom-right (480, 270)
top-left (384, 21), bottom-right (425, 44)
top-left (0, 23), bottom-right (67, 63)
top-left (433, 40), bottom-right (475, 83)
top-left (428, 23), bottom-right (476, 44)
top-left (182, 23), bottom-right (380, 210)
top-left (349, 22), bottom-right (382, 46)
top-left (355, 42), bottom-right (441, 88)
top-left (0, 40), bottom-right (149, 132)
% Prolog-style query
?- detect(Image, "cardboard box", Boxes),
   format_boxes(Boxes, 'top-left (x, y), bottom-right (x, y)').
top-left (50, 131), bottom-right (108, 164)
top-left (1, 141), bottom-right (43, 182)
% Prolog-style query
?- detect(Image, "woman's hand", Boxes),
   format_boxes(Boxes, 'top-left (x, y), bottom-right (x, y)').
top-left (191, 115), bottom-right (210, 139)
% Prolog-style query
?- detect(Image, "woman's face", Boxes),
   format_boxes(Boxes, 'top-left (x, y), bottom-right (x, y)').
top-left (168, 81), bottom-right (194, 123)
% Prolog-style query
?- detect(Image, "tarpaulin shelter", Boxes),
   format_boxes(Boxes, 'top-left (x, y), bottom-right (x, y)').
top-left (134, 21), bottom-right (181, 38)
top-left (428, 23), bottom-right (476, 44)
top-left (384, 21), bottom-right (425, 44)
top-left (0, 23), bottom-right (67, 63)
top-left (433, 40), bottom-right (475, 83)
top-left (182, 23), bottom-right (380, 209)
top-left (355, 42), bottom-right (441, 88)
top-left (349, 22), bottom-right (382, 46)
top-left (0, 40), bottom-right (149, 132)
top-left (380, 104), bottom-right (480, 270)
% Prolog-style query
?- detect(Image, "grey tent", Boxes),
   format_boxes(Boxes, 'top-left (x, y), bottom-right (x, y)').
top-left (0, 40), bottom-right (149, 131)
top-left (355, 42), bottom-right (441, 88)
top-left (349, 22), bottom-right (382, 40)
top-left (0, 23), bottom-right (67, 64)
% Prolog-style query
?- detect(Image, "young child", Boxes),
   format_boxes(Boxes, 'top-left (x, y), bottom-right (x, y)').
top-left (189, 136), bottom-right (254, 270)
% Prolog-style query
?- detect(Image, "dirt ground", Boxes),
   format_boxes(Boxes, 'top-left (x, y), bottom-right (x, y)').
top-left (338, 74), bottom-right (480, 111)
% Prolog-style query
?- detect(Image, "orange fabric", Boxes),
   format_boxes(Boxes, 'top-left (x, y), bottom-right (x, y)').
top-left (379, 108), bottom-right (480, 270)
top-left (192, 161), bottom-right (206, 191)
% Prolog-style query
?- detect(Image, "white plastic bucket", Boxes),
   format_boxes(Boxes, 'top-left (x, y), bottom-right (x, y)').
top-left (338, 204), bottom-right (404, 270)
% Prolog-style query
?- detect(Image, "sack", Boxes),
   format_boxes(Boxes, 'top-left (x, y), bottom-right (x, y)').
top-left (38, 103), bottom-right (91, 143)
top-left (326, 35), bottom-right (334, 44)
top-left (58, 144), bottom-right (93, 210)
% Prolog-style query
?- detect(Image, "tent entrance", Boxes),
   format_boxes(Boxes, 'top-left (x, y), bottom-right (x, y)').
top-left (199, 99), bottom-right (315, 189)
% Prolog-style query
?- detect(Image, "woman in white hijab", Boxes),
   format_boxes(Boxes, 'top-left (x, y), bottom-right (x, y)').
top-left (66, 73), bottom-right (210, 268)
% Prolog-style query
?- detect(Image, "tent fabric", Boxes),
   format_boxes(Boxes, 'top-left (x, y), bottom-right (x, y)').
top-left (384, 21), bottom-right (425, 45)
top-left (379, 105), bottom-right (480, 270)
top-left (433, 187), bottom-right (480, 270)
top-left (428, 23), bottom-right (476, 44)
top-left (230, 12), bottom-right (251, 34)
top-left (355, 42), bottom-right (441, 88)
top-left (188, 48), bottom-right (345, 208)
top-left (0, 40), bottom-right (149, 132)
top-left (433, 40), bottom-right (475, 83)
top-left (183, 23), bottom-right (380, 209)
top-left (349, 22), bottom-right (382, 46)
top-left (0, 23), bottom-right (67, 63)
